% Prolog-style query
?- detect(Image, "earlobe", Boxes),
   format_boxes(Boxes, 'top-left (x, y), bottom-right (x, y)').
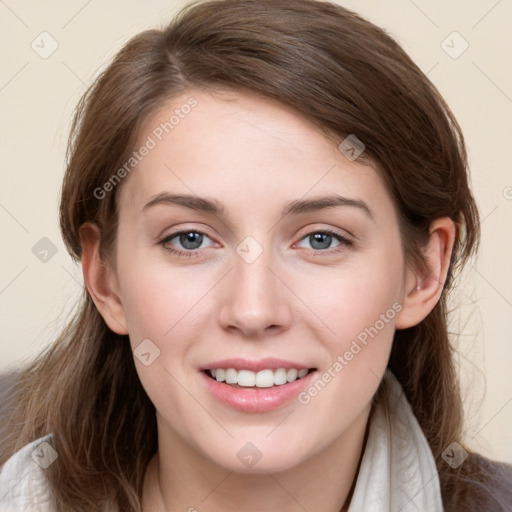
top-left (395, 217), bottom-right (456, 330)
top-left (79, 222), bottom-right (129, 335)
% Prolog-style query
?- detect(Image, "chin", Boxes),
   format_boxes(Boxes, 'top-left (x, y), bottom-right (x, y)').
top-left (199, 436), bottom-right (309, 474)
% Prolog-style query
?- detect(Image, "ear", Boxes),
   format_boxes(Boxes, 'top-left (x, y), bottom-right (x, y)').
top-left (395, 217), bottom-right (456, 329)
top-left (79, 222), bottom-right (129, 335)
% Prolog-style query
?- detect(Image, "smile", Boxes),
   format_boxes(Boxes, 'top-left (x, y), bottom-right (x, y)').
top-left (200, 368), bottom-right (319, 412)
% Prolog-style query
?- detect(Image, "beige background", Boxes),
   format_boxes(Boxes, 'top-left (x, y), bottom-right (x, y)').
top-left (1, 1), bottom-right (511, 463)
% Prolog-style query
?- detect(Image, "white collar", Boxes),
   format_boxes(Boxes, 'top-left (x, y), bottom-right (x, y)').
top-left (348, 369), bottom-right (443, 511)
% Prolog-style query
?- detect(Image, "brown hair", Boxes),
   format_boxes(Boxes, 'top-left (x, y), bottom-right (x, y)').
top-left (2, 0), bottom-right (510, 510)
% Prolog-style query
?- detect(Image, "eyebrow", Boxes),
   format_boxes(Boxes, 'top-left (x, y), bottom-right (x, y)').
top-left (142, 192), bottom-right (373, 220)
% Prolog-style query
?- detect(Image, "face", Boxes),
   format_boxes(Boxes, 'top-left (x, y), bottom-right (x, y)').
top-left (109, 88), bottom-right (409, 473)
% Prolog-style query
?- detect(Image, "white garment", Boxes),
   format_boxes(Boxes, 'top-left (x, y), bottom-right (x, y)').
top-left (0, 369), bottom-right (443, 511)
top-left (347, 369), bottom-right (443, 511)
top-left (0, 432), bottom-right (54, 511)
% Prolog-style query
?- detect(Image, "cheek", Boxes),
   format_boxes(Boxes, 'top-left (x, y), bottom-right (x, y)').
top-left (117, 255), bottom-right (218, 362)
top-left (296, 242), bottom-right (404, 384)
top-left (294, 274), bottom-right (400, 427)
top-left (297, 248), bottom-right (403, 339)
top-left (117, 267), bottom-right (205, 406)
top-left (312, 280), bottom-right (398, 388)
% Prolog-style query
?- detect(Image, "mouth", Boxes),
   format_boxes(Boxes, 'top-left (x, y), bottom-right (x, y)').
top-left (201, 367), bottom-right (317, 389)
top-left (199, 366), bottom-right (319, 412)
top-left (198, 357), bottom-right (320, 412)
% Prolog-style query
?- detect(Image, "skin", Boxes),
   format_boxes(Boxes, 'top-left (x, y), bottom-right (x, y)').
top-left (80, 88), bottom-right (455, 511)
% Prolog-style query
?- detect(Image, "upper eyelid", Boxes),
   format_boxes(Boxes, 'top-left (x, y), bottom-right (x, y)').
top-left (159, 227), bottom-right (352, 248)
top-left (160, 229), bottom-right (213, 244)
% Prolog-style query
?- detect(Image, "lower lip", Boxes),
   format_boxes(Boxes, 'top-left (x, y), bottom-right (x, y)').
top-left (199, 370), bottom-right (318, 412)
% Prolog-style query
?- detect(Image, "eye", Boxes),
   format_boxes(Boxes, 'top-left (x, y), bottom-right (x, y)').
top-left (158, 228), bottom-right (352, 259)
top-left (295, 229), bottom-right (352, 254)
top-left (158, 229), bottom-right (215, 258)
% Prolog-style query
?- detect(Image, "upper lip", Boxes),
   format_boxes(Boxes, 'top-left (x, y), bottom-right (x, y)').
top-left (200, 358), bottom-right (315, 372)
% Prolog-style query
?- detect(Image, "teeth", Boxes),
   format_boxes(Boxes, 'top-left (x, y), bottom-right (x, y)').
top-left (209, 367), bottom-right (311, 387)
top-left (274, 368), bottom-right (288, 385)
top-left (287, 369), bottom-right (298, 382)
top-left (225, 368), bottom-right (237, 384)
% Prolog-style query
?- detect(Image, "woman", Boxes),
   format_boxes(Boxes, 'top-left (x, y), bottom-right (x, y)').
top-left (1, 0), bottom-right (511, 510)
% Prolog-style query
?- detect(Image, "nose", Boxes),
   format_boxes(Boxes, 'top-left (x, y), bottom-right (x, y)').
top-left (218, 245), bottom-right (292, 339)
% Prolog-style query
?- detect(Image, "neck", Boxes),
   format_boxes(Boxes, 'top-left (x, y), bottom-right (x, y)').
top-left (142, 404), bottom-right (372, 512)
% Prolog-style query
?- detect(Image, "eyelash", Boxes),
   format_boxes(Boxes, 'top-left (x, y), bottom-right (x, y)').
top-left (158, 228), bottom-right (353, 259)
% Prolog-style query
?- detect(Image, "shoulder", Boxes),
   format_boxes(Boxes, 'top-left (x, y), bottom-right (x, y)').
top-left (0, 433), bottom-right (56, 511)
top-left (446, 451), bottom-right (512, 511)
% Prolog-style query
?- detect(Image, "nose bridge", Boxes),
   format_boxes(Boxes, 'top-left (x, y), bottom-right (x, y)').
top-left (218, 236), bottom-right (291, 336)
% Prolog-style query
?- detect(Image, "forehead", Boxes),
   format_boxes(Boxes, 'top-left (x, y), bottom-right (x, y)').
top-left (117, 88), bottom-right (393, 219)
